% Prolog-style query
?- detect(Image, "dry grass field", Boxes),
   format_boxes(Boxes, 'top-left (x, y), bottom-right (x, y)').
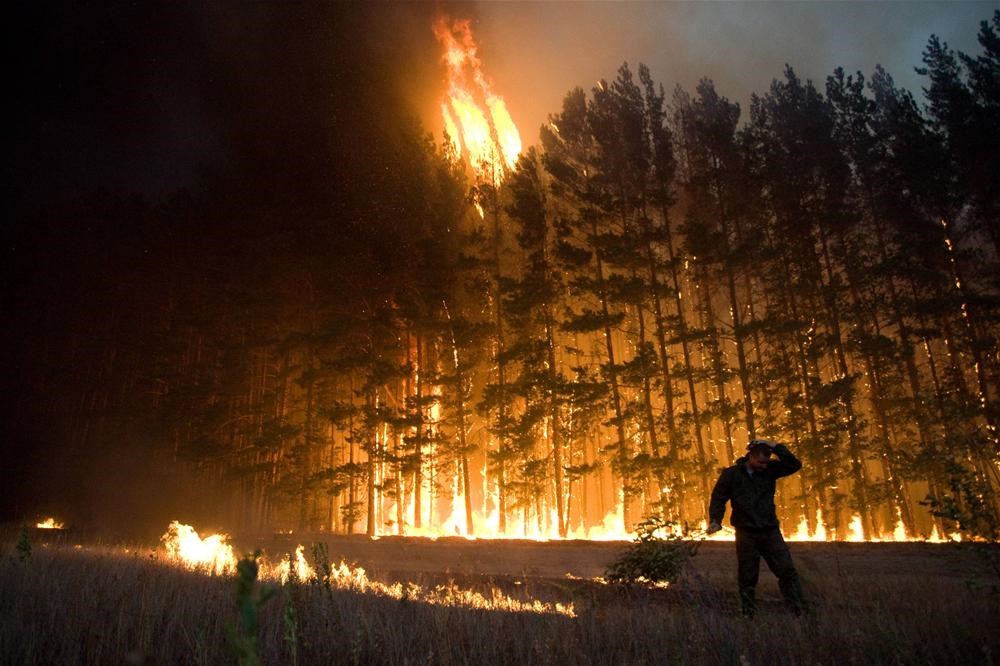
top-left (2, 526), bottom-right (998, 665)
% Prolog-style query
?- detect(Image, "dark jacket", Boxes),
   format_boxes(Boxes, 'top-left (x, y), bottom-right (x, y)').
top-left (708, 445), bottom-right (801, 530)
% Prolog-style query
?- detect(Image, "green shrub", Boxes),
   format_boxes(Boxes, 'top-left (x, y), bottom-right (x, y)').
top-left (605, 516), bottom-right (701, 586)
top-left (311, 542), bottom-right (331, 591)
top-left (225, 552), bottom-right (278, 666)
top-left (922, 461), bottom-right (1000, 542)
top-left (15, 528), bottom-right (31, 565)
top-left (283, 591), bottom-right (299, 666)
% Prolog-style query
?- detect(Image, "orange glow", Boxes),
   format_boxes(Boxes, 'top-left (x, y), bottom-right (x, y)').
top-left (789, 509), bottom-right (828, 542)
top-left (155, 522), bottom-right (572, 615)
top-left (847, 514), bottom-right (866, 542)
top-left (160, 521), bottom-right (237, 575)
top-left (365, 498), bottom-right (955, 542)
top-left (699, 519), bottom-right (736, 541)
top-left (891, 516), bottom-right (908, 542)
top-left (36, 517), bottom-right (64, 529)
top-left (432, 15), bottom-right (521, 184)
top-left (158, 509), bottom-right (951, 565)
top-left (275, 544), bottom-right (314, 584)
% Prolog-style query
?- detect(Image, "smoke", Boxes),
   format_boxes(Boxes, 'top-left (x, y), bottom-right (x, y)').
top-left (8, 1), bottom-right (991, 212)
top-left (468, 1), bottom-right (994, 142)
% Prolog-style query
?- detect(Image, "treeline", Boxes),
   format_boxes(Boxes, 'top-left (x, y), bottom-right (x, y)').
top-left (7, 13), bottom-right (998, 539)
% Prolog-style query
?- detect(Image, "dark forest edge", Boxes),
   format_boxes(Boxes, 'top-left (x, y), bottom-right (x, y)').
top-left (3, 11), bottom-right (999, 542)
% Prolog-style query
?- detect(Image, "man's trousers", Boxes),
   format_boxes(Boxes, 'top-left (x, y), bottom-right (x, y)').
top-left (735, 526), bottom-right (805, 616)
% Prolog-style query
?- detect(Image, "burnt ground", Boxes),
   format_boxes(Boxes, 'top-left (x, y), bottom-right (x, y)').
top-left (251, 534), bottom-right (985, 581)
top-left (14, 523), bottom-right (987, 583)
top-left (236, 533), bottom-right (999, 617)
top-left (6, 523), bottom-right (999, 643)
top-left (13, 523), bottom-right (988, 581)
top-left (12, 523), bottom-right (995, 612)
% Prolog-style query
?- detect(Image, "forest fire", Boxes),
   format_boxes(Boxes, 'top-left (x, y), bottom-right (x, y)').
top-left (381, 505), bottom-right (951, 542)
top-left (400, 502), bottom-right (634, 541)
top-left (7, 4), bottom-right (999, 665)
top-left (10, 7), bottom-right (993, 563)
top-left (432, 15), bottom-right (522, 183)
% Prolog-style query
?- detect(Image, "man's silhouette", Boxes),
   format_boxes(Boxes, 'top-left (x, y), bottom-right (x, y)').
top-left (707, 438), bottom-right (806, 616)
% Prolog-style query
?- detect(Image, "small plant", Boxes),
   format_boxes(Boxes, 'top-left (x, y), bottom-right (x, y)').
top-left (311, 542), bottom-right (332, 590)
top-left (923, 463), bottom-right (1000, 594)
top-left (225, 551), bottom-right (278, 666)
top-left (16, 527), bottom-right (31, 565)
top-left (922, 462), bottom-right (1000, 542)
top-left (605, 516), bottom-right (701, 586)
top-left (283, 591), bottom-right (299, 666)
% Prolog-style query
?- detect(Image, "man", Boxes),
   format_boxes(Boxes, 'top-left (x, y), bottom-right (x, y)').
top-left (707, 438), bottom-right (806, 617)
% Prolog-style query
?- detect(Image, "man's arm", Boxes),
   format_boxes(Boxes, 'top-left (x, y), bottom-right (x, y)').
top-left (707, 469), bottom-right (732, 530)
top-left (757, 439), bottom-right (801, 478)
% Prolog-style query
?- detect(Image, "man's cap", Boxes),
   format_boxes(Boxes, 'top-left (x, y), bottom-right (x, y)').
top-left (746, 440), bottom-right (771, 455)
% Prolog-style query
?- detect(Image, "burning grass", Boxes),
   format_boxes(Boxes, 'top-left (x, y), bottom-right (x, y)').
top-left (1, 526), bottom-right (997, 665)
top-left (34, 518), bottom-right (64, 530)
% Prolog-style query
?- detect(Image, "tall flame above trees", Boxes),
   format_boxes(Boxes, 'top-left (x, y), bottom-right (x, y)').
top-left (432, 15), bottom-right (522, 183)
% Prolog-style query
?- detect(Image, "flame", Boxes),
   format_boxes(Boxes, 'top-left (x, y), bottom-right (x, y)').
top-left (155, 521), bottom-right (571, 615)
top-left (700, 510), bottom-right (943, 544)
top-left (36, 517), bottom-right (64, 529)
top-left (433, 15), bottom-right (521, 184)
top-left (160, 521), bottom-right (237, 575)
top-left (275, 544), bottom-right (314, 584)
top-left (156, 480), bottom-right (967, 546)
top-left (366, 498), bottom-right (953, 542)
top-left (927, 524), bottom-right (946, 543)
top-left (438, 472), bottom-right (472, 539)
top-left (573, 506), bottom-right (633, 541)
top-left (846, 514), bottom-right (866, 542)
top-left (154, 486), bottom-right (963, 550)
top-left (156, 506), bottom-right (959, 600)
top-left (789, 509), bottom-right (828, 542)
top-left (891, 517), bottom-right (908, 542)
top-left (317, 561), bottom-right (574, 616)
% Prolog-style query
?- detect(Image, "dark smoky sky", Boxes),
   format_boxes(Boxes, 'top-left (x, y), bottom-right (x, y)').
top-left (468, 1), bottom-right (995, 144)
top-left (8, 1), bottom-right (994, 211)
